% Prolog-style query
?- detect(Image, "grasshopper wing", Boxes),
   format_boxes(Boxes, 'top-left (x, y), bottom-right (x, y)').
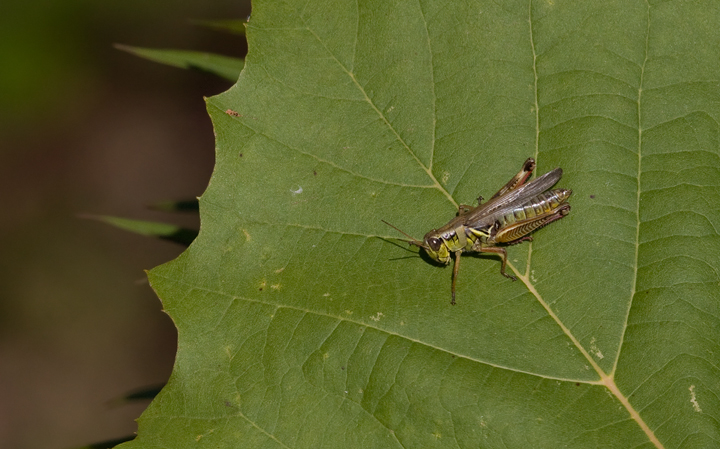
top-left (462, 168), bottom-right (563, 227)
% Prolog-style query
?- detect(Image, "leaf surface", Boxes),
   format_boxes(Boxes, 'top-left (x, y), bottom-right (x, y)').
top-left (120, 1), bottom-right (720, 447)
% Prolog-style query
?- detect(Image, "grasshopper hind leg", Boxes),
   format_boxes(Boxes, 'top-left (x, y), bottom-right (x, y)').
top-left (494, 204), bottom-right (571, 243)
top-left (507, 235), bottom-right (533, 246)
top-left (490, 158), bottom-right (536, 200)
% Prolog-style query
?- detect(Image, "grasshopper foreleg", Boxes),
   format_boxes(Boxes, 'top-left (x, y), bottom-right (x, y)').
top-left (451, 251), bottom-right (462, 305)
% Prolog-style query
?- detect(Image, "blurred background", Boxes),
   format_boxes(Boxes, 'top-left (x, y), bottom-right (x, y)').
top-left (0, 1), bottom-right (249, 447)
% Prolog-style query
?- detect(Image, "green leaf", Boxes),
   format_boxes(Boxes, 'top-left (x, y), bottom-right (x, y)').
top-left (87, 215), bottom-right (197, 246)
top-left (115, 44), bottom-right (244, 81)
top-left (190, 18), bottom-right (248, 35)
top-left (149, 199), bottom-right (200, 213)
top-left (121, 1), bottom-right (720, 448)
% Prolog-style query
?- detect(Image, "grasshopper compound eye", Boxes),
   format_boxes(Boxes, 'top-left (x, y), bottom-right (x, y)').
top-left (426, 237), bottom-right (442, 251)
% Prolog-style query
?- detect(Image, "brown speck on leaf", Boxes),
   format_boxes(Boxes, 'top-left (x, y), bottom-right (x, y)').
top-left (589, 195), bottom-right (595, 199)
top-left (575, 383), bottom-right (580, 386)
top-left (239, 153), bottom-right (243, 157)
top-left (313, 170), bottom-right (317, 176)
top-left (259, 288), bottom-right (263, 291)
top-left (225, 109), bottom-right (242, 117)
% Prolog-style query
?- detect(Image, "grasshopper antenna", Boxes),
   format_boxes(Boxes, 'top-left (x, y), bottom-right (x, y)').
top-left (381, 220), bottom-right (425, 248)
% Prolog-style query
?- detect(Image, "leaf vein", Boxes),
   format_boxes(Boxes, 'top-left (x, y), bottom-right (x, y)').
top-left (300, 19), bottom-right (457, 206)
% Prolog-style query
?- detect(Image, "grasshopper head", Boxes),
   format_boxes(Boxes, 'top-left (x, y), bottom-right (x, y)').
top-left (382, 220), bottom-right (450, 264)
top-left (421, 230), bottom-right (452, 264)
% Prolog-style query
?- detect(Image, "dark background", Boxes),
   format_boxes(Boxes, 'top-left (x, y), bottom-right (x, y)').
top-left (0, 1), bottom-right (249, 447)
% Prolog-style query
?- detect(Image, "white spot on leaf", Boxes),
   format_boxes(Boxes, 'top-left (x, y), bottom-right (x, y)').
top-left (689, 385), bottom-right (702, 412)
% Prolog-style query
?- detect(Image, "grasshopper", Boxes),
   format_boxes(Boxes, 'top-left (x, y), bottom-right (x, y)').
top-left (383, 158), bottom-right (571, 304)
